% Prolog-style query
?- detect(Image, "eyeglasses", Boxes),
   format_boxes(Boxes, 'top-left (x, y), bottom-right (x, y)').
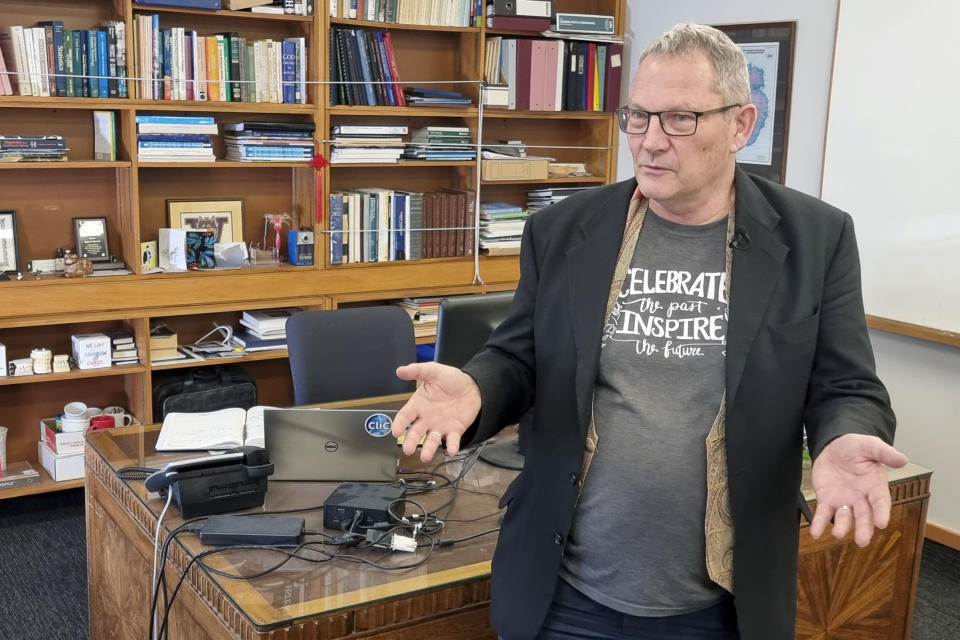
top-left (615, 104), bottom-right (741, 136)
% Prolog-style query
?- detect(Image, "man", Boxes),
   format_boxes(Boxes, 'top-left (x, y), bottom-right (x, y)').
top-left (391, 23), bottom-right (907, 640)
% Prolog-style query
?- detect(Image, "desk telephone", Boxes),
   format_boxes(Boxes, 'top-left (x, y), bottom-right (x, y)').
top-left (145, 446), bottom-right (274, 518)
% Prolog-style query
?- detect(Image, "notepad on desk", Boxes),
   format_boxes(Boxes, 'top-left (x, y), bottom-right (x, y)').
top-left (156, 406), bottom-right (269, 451)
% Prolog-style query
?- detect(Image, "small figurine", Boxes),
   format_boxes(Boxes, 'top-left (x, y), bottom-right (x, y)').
top-left (262, 213), bottom-right (292, 265)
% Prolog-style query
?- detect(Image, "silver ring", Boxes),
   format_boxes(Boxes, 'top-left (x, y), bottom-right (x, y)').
top-left (838, 505), bottom-right (851, 511)
top-left (429, 430), bottom-right (443, 439)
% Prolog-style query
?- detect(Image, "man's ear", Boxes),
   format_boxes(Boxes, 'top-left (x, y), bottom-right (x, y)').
top-left (732, 103), bottom-right (758, 152)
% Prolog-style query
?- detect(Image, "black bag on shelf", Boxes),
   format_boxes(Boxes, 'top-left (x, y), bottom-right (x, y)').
top-left (152, 366), bottom-right (258, 420)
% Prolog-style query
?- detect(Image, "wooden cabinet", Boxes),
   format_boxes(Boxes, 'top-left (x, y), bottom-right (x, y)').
top-left (0, 0), bottom-right (623, 496)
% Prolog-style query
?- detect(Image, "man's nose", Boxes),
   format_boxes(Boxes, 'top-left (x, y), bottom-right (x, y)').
top-left (639, 115), bottom-right (671, 152)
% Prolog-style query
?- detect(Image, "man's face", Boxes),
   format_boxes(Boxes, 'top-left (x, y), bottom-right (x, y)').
top-left (626, 52), bottom-right (754, 215)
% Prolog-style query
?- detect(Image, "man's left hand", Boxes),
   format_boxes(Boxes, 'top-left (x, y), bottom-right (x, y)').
top-left (809, 433), bottom-right (909, 547)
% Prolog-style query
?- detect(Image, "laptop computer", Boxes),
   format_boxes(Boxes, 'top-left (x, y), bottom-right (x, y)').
top-left (263, 408), bottom-right (399, 482)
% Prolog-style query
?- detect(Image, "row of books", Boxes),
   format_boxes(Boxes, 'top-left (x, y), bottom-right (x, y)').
top-left (0, 135), bottom-right (68, 163)
top-left (137, 115), bottom-right (217, 162)
top-left (132, 16), bottom-right (308, 103)
top-left (0, 21), bottom-right (128, 98)
top-left (479, 201), bottom-right (527, 254)
top-left (487, 37), bottom-right (623, 112)
top-left (329, 27), bottom-right (404, 107)
top-left (328, 188), bottom-right (476, 264)
top-left (329, 0), bottom-right (483, 27)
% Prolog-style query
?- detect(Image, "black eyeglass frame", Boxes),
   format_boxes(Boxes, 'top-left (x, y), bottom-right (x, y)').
top-left (615, 104), bottom-right (742, 136)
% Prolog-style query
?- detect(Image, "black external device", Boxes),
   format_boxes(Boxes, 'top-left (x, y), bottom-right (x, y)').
top-left (198, 515), bottom-right (305, 546)
top-left (322, 482), bottom-right (405, 532)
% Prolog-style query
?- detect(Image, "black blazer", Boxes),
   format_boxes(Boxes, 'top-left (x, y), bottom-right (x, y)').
top-left (462, 169), bottom-right (895, 640)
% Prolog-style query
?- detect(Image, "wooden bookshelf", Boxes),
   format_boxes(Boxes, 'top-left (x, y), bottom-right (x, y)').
top-left (0, 0), bottom-right (622, 497)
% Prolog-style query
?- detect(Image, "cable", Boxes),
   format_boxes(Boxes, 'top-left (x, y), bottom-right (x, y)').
top-left (151, 490), bottom-right (174, 640)
top-left (431, 527), bottom-right (501, 548)
top-left (116, 466), bottom-right (159, 480)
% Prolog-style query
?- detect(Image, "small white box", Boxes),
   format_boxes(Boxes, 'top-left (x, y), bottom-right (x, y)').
top-left (38, 441), bottom-right (85, 481)
top-left (0, 341), bottom-right (6, 376)
top-left (71, 332), bottom-right (111, 370)
top-left (40, 418), bottom-right (85, 456)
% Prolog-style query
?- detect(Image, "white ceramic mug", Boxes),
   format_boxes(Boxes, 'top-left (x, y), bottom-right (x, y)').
top-left (63, 401), bottom-right (87, 417)
top-left (102, 406), bottom-right (134, 427)
top-left (60, 416), bottom-right (90, 433)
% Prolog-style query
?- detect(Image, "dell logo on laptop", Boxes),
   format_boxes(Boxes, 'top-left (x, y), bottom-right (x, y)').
top-left (324, 441), bottom-right (339, 452)
top-left (364, 413), bottom-right (392, 437)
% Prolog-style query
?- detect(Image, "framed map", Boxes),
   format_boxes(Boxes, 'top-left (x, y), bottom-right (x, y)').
top-left (714, 22), bottom-right (796, 184)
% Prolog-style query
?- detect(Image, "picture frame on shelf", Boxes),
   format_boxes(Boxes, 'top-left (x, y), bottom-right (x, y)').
top-left (714, 21), bottom-right (796, 184)
top-left (0, 210), bottom-right (19, 274)
top-left (72, 216), bottom-right (111, 262)
top-left (167, 199), bottom-right (245, 244)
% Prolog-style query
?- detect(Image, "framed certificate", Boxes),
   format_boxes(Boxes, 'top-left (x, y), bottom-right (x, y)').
top-left (167, 198), bottom-right (245, 244)
top-left (0, 210), bottom-right (19, 273)
top-left (73, 217), bottom-right (111, 262)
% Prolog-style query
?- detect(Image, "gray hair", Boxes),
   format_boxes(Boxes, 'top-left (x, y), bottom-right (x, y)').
top-left (638, 23), bottom-right (751, 104)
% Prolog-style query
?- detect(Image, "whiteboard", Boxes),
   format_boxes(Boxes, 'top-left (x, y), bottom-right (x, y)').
top-left (821, 0), bottom-right (960, 333)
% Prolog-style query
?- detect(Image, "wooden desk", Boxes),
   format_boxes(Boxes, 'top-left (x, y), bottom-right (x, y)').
top-left (84, 409), bottom-right (930, 640)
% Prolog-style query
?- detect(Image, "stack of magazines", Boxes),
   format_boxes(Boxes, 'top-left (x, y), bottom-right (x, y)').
top-left (224, 121), bottom-right (315, 162)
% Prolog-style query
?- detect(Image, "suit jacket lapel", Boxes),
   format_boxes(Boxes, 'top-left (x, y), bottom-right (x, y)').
top-left (566, 179), bottom-right (635, 433)
top-left (726, 170), bottom-right (789, 407)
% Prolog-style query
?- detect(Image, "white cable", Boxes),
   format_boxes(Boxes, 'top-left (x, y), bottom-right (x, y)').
top-left (152, 489), bottom-right (174, 640)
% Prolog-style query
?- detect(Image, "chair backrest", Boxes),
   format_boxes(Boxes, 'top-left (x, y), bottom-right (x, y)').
top-left (286, 306), bottom-right (416, 406)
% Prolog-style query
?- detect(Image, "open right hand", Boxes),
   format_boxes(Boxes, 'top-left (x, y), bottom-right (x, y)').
top-left (392, 362), bottom-right (482, 461)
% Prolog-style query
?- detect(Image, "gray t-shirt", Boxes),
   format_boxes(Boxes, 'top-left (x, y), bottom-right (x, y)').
top-left (560, 210), bottom-right (730, 616)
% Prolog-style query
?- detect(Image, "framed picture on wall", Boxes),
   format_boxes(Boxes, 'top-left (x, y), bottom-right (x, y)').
top-left (713, 21), bottom-right (796, 184)
top-left (167, 198), bottom-right (245, 243)
top-left (0, 210), bottom-right (19, 274)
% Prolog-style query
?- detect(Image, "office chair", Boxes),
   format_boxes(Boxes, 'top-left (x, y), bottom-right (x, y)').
top-left (286, 306), bottom-right (416, 406)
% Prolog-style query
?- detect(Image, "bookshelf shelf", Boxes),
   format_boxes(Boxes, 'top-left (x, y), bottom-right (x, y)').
top-left (481, 175), bottom-right (608, 185)
top-left (151, 349), bottom-right (288, 371)
top-left (136, 161), bottom-right (311, 168)
top-left (130, 6), bottom-right (314, 22)
top-left (328, 106), bottom-right (481, 117)
top-left (484, 109), bottom-right (616, 120)
top-left (329, 160), bottom-right (477, 168)
top-left (0, 363), bottom-right (147, 387)
top-left (0, 161), bottom-right (132, 170)
top-left (0, 473), bottom-right (84, 500)
top-left (329, 18), bottom-right (480, 32)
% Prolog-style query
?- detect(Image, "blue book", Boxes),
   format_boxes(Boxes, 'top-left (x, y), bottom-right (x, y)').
top-left (281, 40), bottom-right (296, 104)
top-left (86, 30), bottom-right (98, 98)
top-left (39, 21), bottom-right (67, 96)
top-left (77, 30), bottom-right (89, 97)
top-left (134, 0), bottom-right (221, 8)
top-left (393, 192), bottom-right (406, 260)
top-left (138, 133), bottom-right (213, 142)
top-left (405, 87), bottom-right (466, 98)
top-left (162, 29), bottom-right (171, 98)
top-left (96, 29), bottom-right (109, 98)
top-left (138, 141), bottom-right (212, 148)
top-left (351, 30), bottom-right (377, 106)
top-left (136, 115), bottom-right (215, 124)
top-left (329, 194), bottom-right (344, 265)
top-left (366, 195), bottom-right (378, 262)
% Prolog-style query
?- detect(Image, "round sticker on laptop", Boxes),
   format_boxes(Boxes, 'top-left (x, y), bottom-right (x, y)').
top-left (364, 413), bottom-right (393, 437)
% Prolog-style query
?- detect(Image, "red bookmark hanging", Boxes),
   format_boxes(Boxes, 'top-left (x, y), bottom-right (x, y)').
top-left (309, 144), bottom-right (329, 223)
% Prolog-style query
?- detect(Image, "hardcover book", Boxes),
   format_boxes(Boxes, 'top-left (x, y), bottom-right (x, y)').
top-left (0, 460), bottom-right (41, 488)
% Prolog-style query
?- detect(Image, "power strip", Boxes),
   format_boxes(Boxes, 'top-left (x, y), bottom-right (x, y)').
top-left (197, 515), bottom-right (304, 546)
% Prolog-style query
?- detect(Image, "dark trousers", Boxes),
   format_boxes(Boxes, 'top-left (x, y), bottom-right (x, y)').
top-left (505, 578), bottom-right (740, 640)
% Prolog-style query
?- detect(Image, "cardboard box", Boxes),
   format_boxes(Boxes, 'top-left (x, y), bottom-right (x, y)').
top-left (481, 157), bottom-right (549, 181)
top-left (38, 441), bottom-right (85, 482)
top-left (40, 418), bottom-right (85, 456)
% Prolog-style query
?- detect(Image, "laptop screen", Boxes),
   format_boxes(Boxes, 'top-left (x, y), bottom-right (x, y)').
top-left (264, 408), bottom-right (399, 482)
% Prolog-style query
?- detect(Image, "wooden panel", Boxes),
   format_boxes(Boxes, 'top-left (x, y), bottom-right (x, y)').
top-left (0, 0), bottom-right (117, 30)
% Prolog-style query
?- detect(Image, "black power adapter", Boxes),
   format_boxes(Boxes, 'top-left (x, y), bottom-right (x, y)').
top-left (198, 515), bottom-right (305, 546)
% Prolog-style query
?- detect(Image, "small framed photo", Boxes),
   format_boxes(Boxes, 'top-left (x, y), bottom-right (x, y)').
top-left (0, 210), bottom-right (20, 273)
top-left (167, 198), bottom-right (245, 244)
top-left (73, 216), bottom-right (110, 262)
